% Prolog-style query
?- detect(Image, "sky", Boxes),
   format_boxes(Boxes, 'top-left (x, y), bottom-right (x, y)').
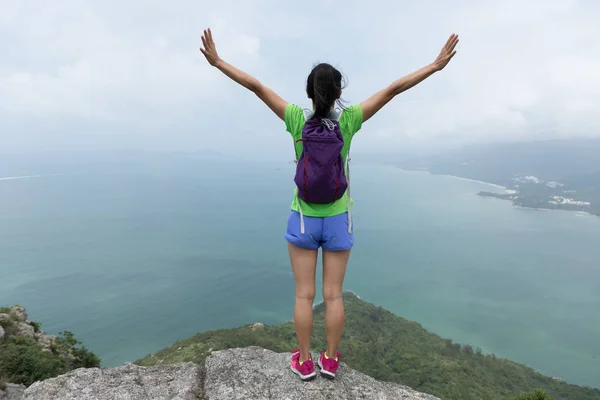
top-left (1, 0), bottom-right (599, 158)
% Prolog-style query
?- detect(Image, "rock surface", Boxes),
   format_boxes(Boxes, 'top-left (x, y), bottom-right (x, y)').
top-left (15, 322), bottom-right (35, 339)
top-left (251, 322), bottom-right (264, 331)
top-left (22, 363), bottom-right (204, 400)
top-left (9, 306), bottom-right (28, 322)
top-left (0, 325), bottom-right (4, 341)
top-left (19, 347), bottom-right (440, 400)
top-left (37, 334), bottom-right (58, 351)
top-left (205, 347), bottom-right (439, 400)
top-left (0, 384), bottom-right (25, 400)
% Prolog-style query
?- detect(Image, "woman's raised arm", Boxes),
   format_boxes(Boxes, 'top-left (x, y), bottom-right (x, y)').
top-left (360, 33), bottom-right (459, 123)
top-left (200, 28), bottom-right (287, 120)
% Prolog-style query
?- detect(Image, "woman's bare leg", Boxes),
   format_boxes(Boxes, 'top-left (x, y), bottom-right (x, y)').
top-left (288, 242), bottom-right (318, 362)
top-left (322, 249), bottom-right (350, 358)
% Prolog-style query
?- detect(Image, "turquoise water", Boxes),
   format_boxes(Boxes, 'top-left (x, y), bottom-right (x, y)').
top-left (1, 154), bottom-right (599, 388)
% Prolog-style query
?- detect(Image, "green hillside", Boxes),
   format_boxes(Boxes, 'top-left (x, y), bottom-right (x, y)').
top-left (136, 293), bottom-right (599, 400)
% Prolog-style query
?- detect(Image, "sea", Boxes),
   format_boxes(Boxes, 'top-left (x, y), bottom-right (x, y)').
top-left (1, 152), bottom-right (599, 388)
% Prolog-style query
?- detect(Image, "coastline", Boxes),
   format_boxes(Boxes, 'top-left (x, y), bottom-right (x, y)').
top-left (412, 169), bottom-right (598, 219)
top-left (440, 174), bottom-right (506, 190)
top-left (512, 204), bottom-right (595, 218)
top-left (398, 167), bottom-right (507, 190)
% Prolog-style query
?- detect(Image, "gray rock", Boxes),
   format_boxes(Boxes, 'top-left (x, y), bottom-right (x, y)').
top-left (34, 330), bottom-right (48, 340)
top-left (0, 325), bottom-right (4, 342)
top-left (204, 347), bottom-right (440, 400)
top-left (9, 306), bottom-right (27, 322)
top-left (23, 363), bottom-right (204, 400)
top-left (0, 383), bottom-right (25, 400)
top-left (19, 347), bottom-right (439, 400)
top-left (0, 314), bottom-right (10, 325)
top-left (251, 322), bottom-right (264, 331)
top-left (38, 334), bottom-right (57, 349)
top-left (15, 322), bottom-right (35, 339)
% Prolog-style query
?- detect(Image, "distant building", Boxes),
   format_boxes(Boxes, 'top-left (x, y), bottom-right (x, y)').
top-left (546, 181), bottom-right (564, 188)
top-left (514, 175), bottom-right (542, 184)
top-left (548, 196), bottom-right (591, 206)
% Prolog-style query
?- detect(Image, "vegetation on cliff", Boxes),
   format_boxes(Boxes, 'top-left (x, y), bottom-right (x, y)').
top-left (136, 293), bottom-right (599, 400)
top-left (0, 305), bottom-right (100, 388)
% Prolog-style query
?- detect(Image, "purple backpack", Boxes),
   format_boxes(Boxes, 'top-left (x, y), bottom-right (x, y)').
top-left (294, 116), bottom-right (347, 204)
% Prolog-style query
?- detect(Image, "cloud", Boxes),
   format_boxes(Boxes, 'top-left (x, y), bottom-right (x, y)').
top-left (382, 0), bottom-right (600, 145)
top-left (1, 0), bottom-right (599, 154)
top-left (0, 1), bottom-right (262, 121)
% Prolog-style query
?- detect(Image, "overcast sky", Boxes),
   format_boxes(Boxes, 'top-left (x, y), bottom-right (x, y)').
top-left (1, 0), bottom-right (599, 157)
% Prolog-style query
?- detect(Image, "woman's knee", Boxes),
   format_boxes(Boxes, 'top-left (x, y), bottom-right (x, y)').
top-left (296, 287), bottom-right (316, 302)
top-left (322, 286), bottom-right (343, 303)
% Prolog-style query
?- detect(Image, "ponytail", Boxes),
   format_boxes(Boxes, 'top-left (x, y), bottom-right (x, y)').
top-left (306, 63), bottom-right (346, 119)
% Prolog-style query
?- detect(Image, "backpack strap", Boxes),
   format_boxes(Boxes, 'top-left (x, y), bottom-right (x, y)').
top-left (293, 108), bottom-right (313, 162)
top-left (333, 108), bottom-right (352, 234)
top-left (302, 108), bottom-right (312, 121)
top-left (345, 146), bottom-right (353, 234)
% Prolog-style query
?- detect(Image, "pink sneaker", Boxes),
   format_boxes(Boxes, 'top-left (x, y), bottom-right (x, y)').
top-left (318, 350), bottom-right (341, 379)
top-left (290, 350), bottom-right (316, 381)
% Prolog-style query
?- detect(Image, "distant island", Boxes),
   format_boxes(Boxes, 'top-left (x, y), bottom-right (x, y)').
top-left (398, 139), bottom-right (600, 217)
top-left (478, 182), bottom-right (593, 215)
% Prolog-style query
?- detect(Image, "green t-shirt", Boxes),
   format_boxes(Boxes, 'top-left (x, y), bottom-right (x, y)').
top-left (284, 103), bottom-right (363, 217)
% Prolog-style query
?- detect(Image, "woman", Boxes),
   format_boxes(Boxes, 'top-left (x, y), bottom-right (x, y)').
top-left (200, 28), bottom-right (459, 381)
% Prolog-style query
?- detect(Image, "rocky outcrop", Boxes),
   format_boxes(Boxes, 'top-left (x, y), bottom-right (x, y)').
top-left (15, 322), bottom-right (35, 339)
top-left (22, 363), bottom-right (204, 400)
top-left (9, 306), bottom-right (27, 322)
top-left (204, 347), bottom-right (439, 400)
top-left (19, 347), bottom-right (440, 400)
top-left (0, 306), bottom-right (56, 350)
top-left (36, 334), bottom-right (58, 349)
top-left (251, 322), bottom-right (264, 331)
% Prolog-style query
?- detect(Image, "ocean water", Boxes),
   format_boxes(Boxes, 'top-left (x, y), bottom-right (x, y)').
top-left (0, 154), bottom-right (599, 388)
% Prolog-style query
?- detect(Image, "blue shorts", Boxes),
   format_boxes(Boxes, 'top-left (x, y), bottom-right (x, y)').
top-left (284, 211), bottom-right (354, 251)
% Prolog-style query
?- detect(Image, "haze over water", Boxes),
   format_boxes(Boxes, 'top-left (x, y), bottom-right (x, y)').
top-left (1, 154), bottom-right (599, 388)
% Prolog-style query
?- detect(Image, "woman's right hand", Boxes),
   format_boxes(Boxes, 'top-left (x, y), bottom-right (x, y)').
top-left (432, 33), bottom-right (459, 71)
top-left (200, 28), bottom-right (221, 67)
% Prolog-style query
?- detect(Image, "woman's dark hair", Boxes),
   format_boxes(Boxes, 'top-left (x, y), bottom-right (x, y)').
top-left (306, 63), bottom-right (347, 119)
